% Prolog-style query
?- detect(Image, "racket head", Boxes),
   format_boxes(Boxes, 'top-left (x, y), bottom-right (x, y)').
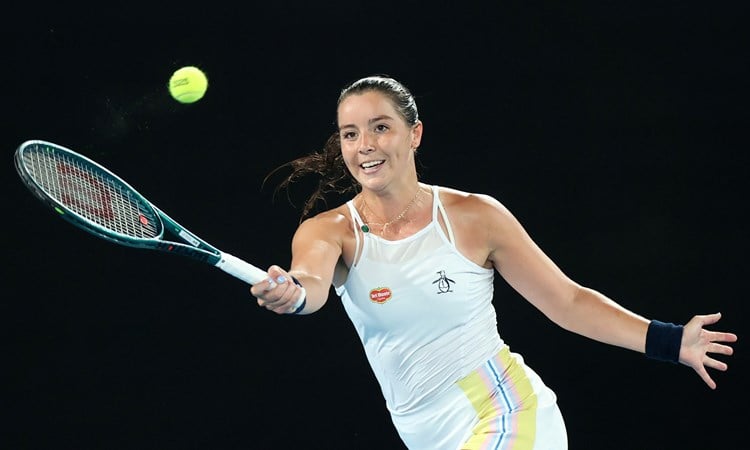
top-left (15, 140), bottom-right (165, 248)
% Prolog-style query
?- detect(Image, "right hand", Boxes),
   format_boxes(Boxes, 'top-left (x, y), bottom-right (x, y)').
top-left (250, 265), bottom-right (304, 314)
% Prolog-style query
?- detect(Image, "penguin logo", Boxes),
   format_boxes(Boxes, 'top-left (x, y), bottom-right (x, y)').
top-left (432, 270), bottom-right (455, 294)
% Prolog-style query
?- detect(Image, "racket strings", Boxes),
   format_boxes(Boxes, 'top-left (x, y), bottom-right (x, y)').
top-left (22, 145), bottom-right (160, 239)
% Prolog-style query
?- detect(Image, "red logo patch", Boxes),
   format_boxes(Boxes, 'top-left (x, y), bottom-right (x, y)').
top-left (369, 287), bottom-right (392, 304)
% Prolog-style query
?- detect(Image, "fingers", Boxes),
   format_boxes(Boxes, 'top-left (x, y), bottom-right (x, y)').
top-left (687, 313), bottom-right (737, 345)
top-left (257, 276), bottom-right (280, 294)
top-left (690, 312), bottom-right (737, 342)
top-left (711, 331), bottom-right (738, 344)
top-left (249, 265), bottom-right (284, 298)
top-left (695, 366), bottom-right (717, 390)
top-left (684, 313), bottom-right (738, 389)
top-left (700, 320), bottom-right (737, 355)
top-left (258, 277), bottom-right (293, 310)
top-left (250, 265), bottom-right (302, 315)
top-left (674, 312), bottom-right (738, 389)
top-left (703, 356), bottom-right (729, 372)
top-left (708, 341), bottom-right (735, 357)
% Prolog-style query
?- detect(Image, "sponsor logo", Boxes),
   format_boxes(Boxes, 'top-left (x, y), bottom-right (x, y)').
top-left (57, 162), bottom-right (114, 220)
top-left (369, 287), bottom-right (392, 304)
top-left (432, 270), bottom-right (456, 294)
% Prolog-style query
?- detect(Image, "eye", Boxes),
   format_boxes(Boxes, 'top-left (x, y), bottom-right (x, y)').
top-left (341, 130), bottom-right (357, 140)
top-left (374, 123), bottom-right (389, 133)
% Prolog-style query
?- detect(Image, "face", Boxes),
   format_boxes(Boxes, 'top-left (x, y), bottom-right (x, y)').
top-left (338, 91), bottom-right (422, 194)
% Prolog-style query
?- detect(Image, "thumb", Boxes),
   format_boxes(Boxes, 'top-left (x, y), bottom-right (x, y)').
top-left (695, 312), bottom-right (722, 327)
top-left (266, 265), bottom-right (289, 283)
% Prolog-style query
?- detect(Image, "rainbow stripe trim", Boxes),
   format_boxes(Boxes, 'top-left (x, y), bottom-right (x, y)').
top-left (457, 348), bottom-right (538, 449)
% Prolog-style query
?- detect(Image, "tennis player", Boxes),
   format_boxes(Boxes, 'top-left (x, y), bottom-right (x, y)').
top-left (250, 75), bottom-right (737, 449)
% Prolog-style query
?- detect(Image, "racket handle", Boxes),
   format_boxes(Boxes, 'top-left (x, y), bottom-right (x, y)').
top-left (216, 252), bottom-right (307, 312)
top-left (216, 252), bottom-right (269, 285)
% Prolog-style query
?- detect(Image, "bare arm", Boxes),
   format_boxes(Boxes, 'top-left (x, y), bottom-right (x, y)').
top-left (249, 211), bottom-right (345, 315)
top-left (482, 196), bottom-right (650, 351)
top-left (475, 194), bottom-right (736, 387)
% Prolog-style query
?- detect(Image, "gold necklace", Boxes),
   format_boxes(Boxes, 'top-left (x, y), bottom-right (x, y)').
top-left (360, 187), bottom-right (423, 235)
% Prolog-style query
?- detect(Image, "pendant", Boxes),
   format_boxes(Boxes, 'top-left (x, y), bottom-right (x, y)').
top-left (361, 225), bottom-right (370, 233)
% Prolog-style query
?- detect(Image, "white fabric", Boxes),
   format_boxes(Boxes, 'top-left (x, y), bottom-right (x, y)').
top-left (335, 185), bottom-right (504, 447)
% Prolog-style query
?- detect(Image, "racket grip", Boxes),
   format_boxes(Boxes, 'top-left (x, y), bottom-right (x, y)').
top-left (215, 252), bottom-right (268, 285)
top-left (216, 252), bottom-right (307, 312)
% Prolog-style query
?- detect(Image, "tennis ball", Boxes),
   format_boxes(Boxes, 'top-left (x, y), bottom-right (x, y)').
top-left (168, 66), bottom-right (208, 104)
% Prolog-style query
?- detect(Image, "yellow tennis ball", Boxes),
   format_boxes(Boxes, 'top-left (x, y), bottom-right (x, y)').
top-left (168, 66), bottom-right (208, 104)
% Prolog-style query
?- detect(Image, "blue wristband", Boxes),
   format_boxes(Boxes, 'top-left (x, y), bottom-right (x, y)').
top-left (289, 276), bottom-right (306, 315)
top-left (645, 320), bottom-right (684, 363)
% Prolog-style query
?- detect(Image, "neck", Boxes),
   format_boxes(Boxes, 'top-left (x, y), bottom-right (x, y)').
top-left (358, 183), bottom-right (426, 235)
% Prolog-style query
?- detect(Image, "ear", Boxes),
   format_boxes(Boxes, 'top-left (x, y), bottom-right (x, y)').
top-left (411, 120), bottom-right (423, 150)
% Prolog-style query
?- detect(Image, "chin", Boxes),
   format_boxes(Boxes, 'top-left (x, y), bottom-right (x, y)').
top-left (358, 176), bottom-right (389, 191)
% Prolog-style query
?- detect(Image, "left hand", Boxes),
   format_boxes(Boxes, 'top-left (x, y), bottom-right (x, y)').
top-left (679, 312), bottom-right (737, 389)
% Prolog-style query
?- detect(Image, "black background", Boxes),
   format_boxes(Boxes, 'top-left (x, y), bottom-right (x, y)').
top-left (3, 3), bottom-right (746, 449)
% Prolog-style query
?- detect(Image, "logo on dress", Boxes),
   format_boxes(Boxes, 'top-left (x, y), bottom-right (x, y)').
top-left (369, 287), bottom-right (393, 304)
top-left (432, 270), bottom-right (455, 294)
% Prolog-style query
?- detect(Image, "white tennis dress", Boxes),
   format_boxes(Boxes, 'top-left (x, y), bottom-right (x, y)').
top-left (335, 185), bottom-right (567, 450)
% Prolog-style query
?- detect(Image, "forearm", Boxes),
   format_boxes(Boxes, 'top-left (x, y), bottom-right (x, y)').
top-left (556, 286), bottom-right (650, 353)
top-left (287, 270), bottom-right (330, 314)
top-left (285, 215), bottom-right (344, 315)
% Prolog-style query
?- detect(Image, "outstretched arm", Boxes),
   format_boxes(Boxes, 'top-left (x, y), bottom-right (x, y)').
top-left (561, 287), bottom-right (737, 389)
top-left (249, 211), bottom-right (345, 315)
top-left (478, 195), bottom-right (737, 388)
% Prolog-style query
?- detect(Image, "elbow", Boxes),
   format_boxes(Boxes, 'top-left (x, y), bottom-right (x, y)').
top-left (546, 283), bottom-right (586, 333)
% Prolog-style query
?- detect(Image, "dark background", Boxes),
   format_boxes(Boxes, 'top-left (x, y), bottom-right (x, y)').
top-left (3, 3), bottom-right (746, 449)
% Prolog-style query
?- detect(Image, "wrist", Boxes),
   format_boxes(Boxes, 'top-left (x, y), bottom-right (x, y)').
top-left (288, 276), bottom-right (306, 314)
top-left (645, 320), bottom-right (684, 363)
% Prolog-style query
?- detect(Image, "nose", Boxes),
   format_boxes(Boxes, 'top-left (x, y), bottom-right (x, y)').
top-left (358, 132), bottom-right (375, 154)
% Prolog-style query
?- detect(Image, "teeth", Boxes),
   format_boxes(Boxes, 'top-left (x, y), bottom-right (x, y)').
top-left (362, 160), bottom-right (384, 169)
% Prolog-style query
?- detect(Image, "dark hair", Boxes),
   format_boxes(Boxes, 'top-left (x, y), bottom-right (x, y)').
top-left (267, 75), bottom-right (420, 220)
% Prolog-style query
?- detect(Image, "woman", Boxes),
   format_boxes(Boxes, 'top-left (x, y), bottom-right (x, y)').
top-left (250, 75), bottom-right (737, 449)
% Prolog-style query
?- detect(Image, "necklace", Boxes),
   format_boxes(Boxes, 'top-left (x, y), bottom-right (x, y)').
top-left (359, 187), bottom-right (423, 235)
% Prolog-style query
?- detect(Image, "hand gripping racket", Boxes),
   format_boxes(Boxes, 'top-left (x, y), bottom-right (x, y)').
top-left (14, 139), bottom-right (305, 312)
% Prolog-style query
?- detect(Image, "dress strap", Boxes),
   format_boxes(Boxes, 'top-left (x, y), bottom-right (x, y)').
top-left (345, 200), bottom-right (363, 266)
top-left (431, 185), bottom-right (456, 244)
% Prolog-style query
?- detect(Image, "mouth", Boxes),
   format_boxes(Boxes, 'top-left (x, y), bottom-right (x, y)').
top-left (360, 160), bottom-right (385, 170)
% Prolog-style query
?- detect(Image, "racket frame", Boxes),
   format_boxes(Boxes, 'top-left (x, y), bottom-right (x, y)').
top-left (14, 139), bottom-right (285, 291)
top-left (14, 140), bottom-right (225, 264)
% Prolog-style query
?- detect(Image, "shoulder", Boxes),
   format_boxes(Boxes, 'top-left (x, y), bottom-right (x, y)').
top-left (433, 186), bottom-right (523, 266)
top-left (436, 186), bottom-right (526, 250)
top-left (294, 202), bottom-right (353, 243)
top-left (436, 186), bottom-right (513, 220)
top-left (304, 202), bottom-right (353, 227)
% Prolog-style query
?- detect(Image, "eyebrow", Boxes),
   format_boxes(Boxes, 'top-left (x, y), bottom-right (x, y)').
top-left (338, 114), bottom-right (395, 130)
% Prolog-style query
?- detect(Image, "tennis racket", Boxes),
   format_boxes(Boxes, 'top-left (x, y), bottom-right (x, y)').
top-left (14, 139), bottom-right (305, 311)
